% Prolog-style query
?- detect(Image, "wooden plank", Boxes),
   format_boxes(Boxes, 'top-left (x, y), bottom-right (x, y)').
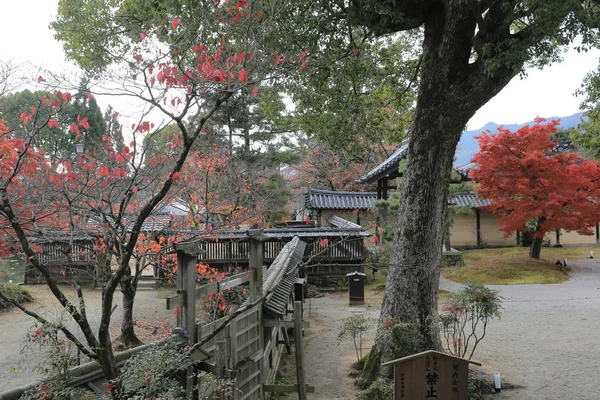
top-left (194, 272), bottom-right (250, 298)
top-left (294, 301), bottom-right (307, 400)
top-left (248, 230), bottom-right (264, 302)
top-left (263, 320), bottom-right (310, 329)
top-left (263, 385), bottom-right (315, 393)
top-left (215, 340), bottom-right (227, 379)
top-left (165, 293), bottom-right (183, 310)
top-left (176, 257), bottom-right (184, 327)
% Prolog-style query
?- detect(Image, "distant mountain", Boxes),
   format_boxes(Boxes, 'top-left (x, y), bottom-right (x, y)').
top-left (454, 111), bottom-right (586, 166)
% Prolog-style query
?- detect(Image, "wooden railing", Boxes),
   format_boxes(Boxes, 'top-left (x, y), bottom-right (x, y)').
top-left (195, 236), bottom-right (364, 265)
top-left (36, 243), bottom-right (95, 265)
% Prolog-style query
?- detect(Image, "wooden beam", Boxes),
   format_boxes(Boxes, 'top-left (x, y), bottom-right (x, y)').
top-left (248, 229), bottom-right (264, 302)
top-left (194, 272), bottom-right (251, 299)
top-left (215, 340), bottom-right (227, 379)
top-left (165, 292), bottom-right (184, 310)
top-left (382, 177), bottom-right (389, 200)
top-left (263, 320), bottom-right (310, 328)
top-left (475, 209), bottom-right (481, 248)
top-left (263, 385), bottom-right (315, 393)
top-left (294, 301), bottom-right (307, 400)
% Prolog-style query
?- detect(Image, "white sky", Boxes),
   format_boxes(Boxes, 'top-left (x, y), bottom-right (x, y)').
top-left (1, 0), bottom-right (599, 132)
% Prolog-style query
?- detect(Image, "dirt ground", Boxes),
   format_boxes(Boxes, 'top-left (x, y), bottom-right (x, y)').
top-left (0, 281), bottom-right (175, 392)
top-left (442, 258), bottom-right (600, 400)
top-left (277, 291), bottom-right (381, 400)
top-left (9, 259), bottom-right (600, 399)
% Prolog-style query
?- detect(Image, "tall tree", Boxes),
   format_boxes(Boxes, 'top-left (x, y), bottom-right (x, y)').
top-left (346, 0), bottom-right (600, 381)
top-left (472, 119), bottom-right (600, 258)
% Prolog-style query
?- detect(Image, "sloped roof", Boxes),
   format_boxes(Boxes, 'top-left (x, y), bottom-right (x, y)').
top-left (86, 214), bottom-right (173, 233)
top-left (305, 188), bottom-right (377, 210)
top-left (356, 139), bottom-right (410, 184)
top-left (449, 193), bottom-right (491, 208)
top-left (263, 237), bottom-right (307, 318)
top-left (455, 162), bottom-right (478, 180)
top-left (327, 215), bottom-right (363, 229)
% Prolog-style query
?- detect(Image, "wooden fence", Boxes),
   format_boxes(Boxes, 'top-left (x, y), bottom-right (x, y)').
top-left (171, 233), bottom-right (311, 400)
top-left (195, 237), bottom-right (364, 265)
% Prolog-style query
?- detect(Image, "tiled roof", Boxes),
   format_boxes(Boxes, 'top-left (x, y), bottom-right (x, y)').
top-left (449, 193), bottom-right (491, 208)
top-left (455, 162), bottom-right (478, 180)
top-left (305, 188), bottom-right (377, 210)
top-left (327, 215), bottom-right (363, 229)
top-left (86, 214), bottom-right (173, 233)
top-left (356, 139), bottom-right (410, 184)
top-left (263, 237), bottom-right (307, 318)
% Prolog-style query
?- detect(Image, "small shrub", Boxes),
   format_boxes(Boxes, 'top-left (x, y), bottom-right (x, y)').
top-left (358, 377), bottom-right (393, 400)
top-left (0, 282), bottom-right (33, 311)
top-left (439, 284), bottom-right (502, 360)
top-left (337, 313), bottom-right (371, 362)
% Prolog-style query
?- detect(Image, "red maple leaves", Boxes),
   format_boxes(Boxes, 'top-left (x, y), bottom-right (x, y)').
top-left (472, 119), bottom-right (600, 239)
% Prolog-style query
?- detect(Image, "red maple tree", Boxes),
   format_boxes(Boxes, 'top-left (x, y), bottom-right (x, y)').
top-left (472, 119), bottom-right (600, 258)
top-left (0, 3), bottom-right (305, 386)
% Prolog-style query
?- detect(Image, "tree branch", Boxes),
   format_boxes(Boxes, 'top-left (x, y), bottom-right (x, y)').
top-left (0, 290), bottom-right (98, 360)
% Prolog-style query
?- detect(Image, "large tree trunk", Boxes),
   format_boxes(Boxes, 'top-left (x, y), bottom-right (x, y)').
top-left (361, 2), bottom-right (518, 382)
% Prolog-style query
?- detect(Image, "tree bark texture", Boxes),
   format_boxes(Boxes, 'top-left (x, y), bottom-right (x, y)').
top-left (359, 1), bottom-right (520, 381)
top-left (529, 237), bottom-right (543, 259)
top-left (118, 273), bottom-right (143, 348)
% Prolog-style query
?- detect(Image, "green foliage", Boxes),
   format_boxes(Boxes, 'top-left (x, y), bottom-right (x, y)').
top-left (358, 377), bottom-right (393, 400)
top-left (291, 31), bottom-right (418, 151)
top-left (0, 82), bottom-right (107, 159)
top-left (337, 313), bottom-right (371, 362)
top-left (0, 255), bottom-right (26, 283)
top-left (0, 282), bottom-right (32, 311)
top-left (119, 339), bottom-right (188, 399)
top-left (17, 317), bottom-right (90, 399)
top-left (253, 173), bottom-right (293, 226)
top-left (0, 89), bottom-right (76, 158)
top-left (387, 322), bottom-right (422, 362)
top-left (439, 285), bottom-right (502, 360)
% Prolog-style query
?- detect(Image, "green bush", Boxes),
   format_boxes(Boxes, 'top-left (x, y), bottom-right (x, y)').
top-left (439, 284), bottom-right (502, 360)
top-left (0, 282), bottom-right (33, 311)
top-left (358, 377), bottom-right (393, 400)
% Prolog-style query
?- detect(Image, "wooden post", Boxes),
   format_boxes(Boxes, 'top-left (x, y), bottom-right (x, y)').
top-left (248, 230), bottom-right (264, 302)
top-left (382, 177), bottom-right (389, 200)
top-left (294, 301), bottom-right (307, 400)
top-left (248, 230), bottom-right (265, 398)
top-left (175, 256), bottom-right (185, 327)
top-left (216, 340), bottom-right (227, 379)
top-left (475, 209), bottom-right (482, 247)
top-left (179, 253), bottom-right (197, 399)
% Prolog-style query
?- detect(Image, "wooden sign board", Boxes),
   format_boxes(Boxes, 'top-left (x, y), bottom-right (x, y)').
top-left (382, 350), bottom-right (481, 400)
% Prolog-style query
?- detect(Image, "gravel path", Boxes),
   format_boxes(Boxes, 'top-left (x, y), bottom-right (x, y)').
top-left (442, 258), bottom-right (600, 400)
top-left (0, 283), bottom-right (175, 393)
top-left (280, 293), bottom-right (380, 400)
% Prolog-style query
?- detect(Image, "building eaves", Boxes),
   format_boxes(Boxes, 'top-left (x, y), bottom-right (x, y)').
top-left (305, 188), bottom-right (377, 210)
top-left (356, 139), bottom-right (410, 184)
top-left (449, 193), bottom-right (491, 209)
